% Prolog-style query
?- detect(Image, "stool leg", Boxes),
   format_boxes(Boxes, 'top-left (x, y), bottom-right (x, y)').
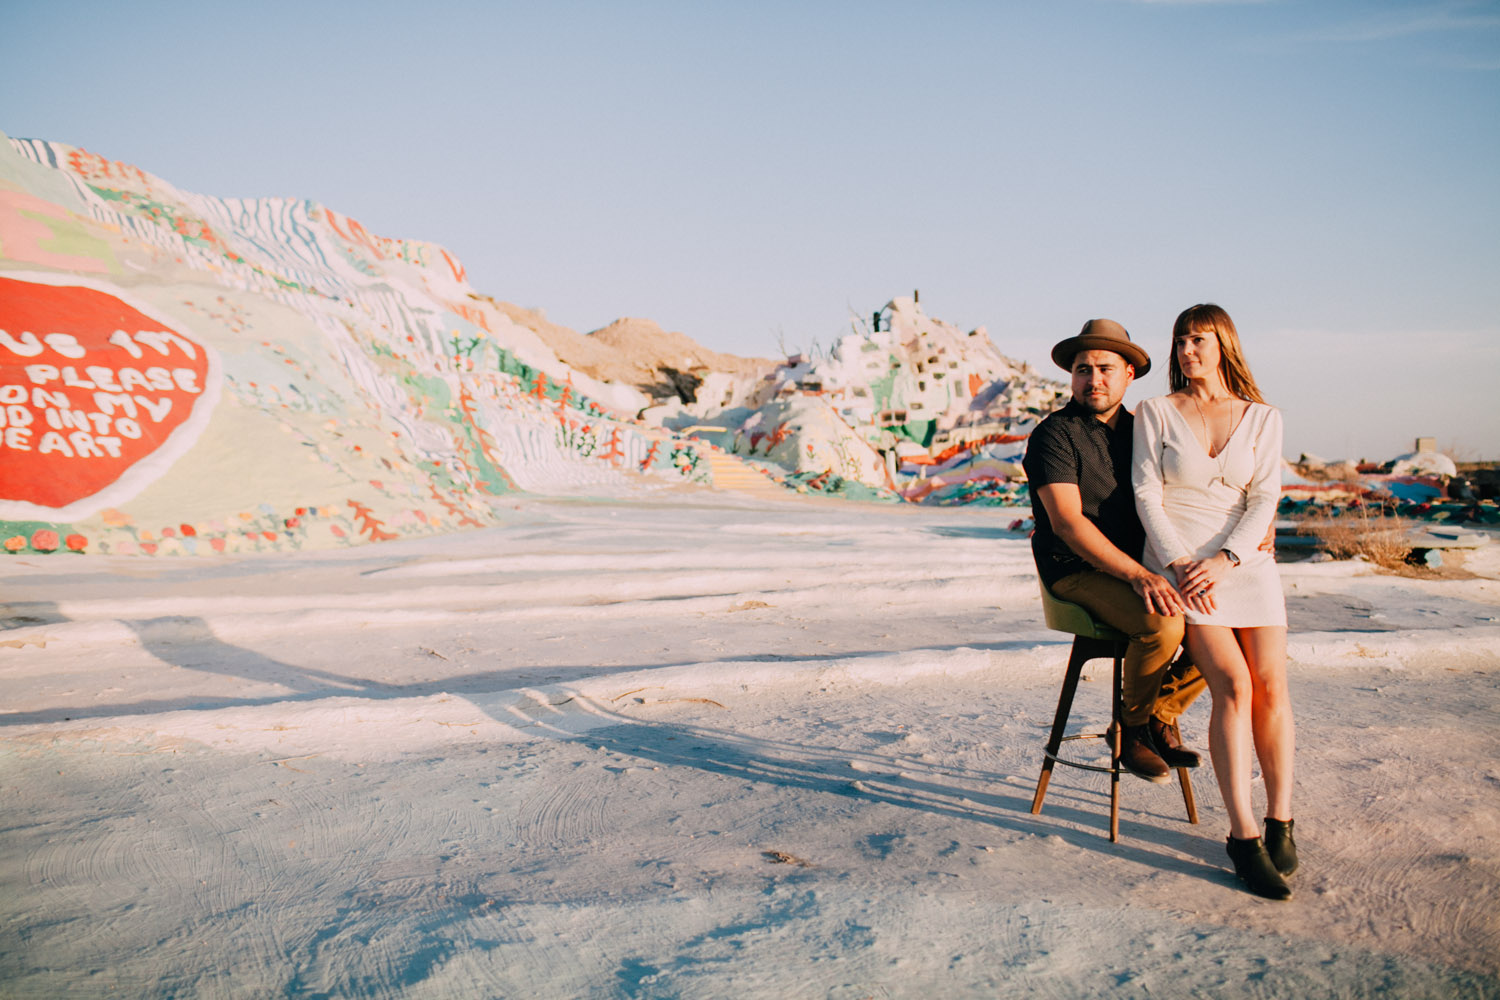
top-left (1109, 646), bottom-right (1123, 842)
top-left (1031, 639), bottom-right (1091, 815)
top-left (1177, 767), bottom-right (1199, 824)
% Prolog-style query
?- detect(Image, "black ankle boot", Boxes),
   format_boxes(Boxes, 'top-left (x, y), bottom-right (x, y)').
top-left (1225, 835), bottom-right (1292, 900)
top-left (1264, 817), bottom-right (1298, 876)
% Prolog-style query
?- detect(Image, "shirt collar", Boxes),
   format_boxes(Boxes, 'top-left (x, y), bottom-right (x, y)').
top-left (1059, 398), bottom-right (1132, 427)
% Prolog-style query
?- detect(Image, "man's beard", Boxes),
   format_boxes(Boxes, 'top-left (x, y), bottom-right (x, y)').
top-left (1074, 391), bottom-right (1116, 414)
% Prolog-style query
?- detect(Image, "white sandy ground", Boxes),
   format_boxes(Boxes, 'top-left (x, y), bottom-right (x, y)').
top-left (2, 488), bottom-right (1499, 998)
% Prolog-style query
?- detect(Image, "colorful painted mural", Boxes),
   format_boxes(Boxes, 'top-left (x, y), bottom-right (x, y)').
top-left (0, 133), bottom-right (708, 555)
top-left (1, 273), bottom-right (220, 520)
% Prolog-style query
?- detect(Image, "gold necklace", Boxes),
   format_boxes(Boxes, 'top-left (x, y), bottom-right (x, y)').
top-left (1191, 394), bottom-right (1233, 480)
top-left (1191, 394), bottom-right (1232, 437)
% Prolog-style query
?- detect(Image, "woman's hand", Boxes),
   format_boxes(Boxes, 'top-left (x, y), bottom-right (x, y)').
top-left (1172, 554), bottom-right (1231, 613)
top-left (1170, 560), bottom-right (1218, 614)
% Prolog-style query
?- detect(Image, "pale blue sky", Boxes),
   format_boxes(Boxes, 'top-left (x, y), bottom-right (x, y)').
top-left (4, 0), bottom-right (1497, 461)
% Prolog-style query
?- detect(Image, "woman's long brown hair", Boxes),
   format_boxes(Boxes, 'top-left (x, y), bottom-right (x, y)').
top-left (1169, 303), bottom-right (1266, 404)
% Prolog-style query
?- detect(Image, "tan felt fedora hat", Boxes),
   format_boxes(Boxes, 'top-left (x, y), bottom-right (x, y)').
top-left (1050, 318), bottom-right (1151, 376)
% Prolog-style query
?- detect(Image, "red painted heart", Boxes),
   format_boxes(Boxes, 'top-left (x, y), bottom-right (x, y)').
top-left (1, 274), bottom-right (220, 521)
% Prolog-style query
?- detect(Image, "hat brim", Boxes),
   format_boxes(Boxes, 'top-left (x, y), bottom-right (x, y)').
top-left (1051, 336), bottom-right (1151, 377)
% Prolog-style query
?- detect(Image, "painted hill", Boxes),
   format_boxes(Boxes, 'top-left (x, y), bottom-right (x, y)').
top-left (0, 133), bottom-right (731, 557)
top-left (1, 134), bottom-right (1066, 556)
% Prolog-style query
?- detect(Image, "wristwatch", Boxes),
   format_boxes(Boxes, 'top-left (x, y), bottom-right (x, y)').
top-left (1221, 548), bottom-right (1241, 567)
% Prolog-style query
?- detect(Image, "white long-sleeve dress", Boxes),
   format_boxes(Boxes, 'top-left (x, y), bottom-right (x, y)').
top-left (1132, 396), bottom-right (1286, 628)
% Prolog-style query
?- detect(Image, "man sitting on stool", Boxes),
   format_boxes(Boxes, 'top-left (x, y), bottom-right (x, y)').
top-left (1023, 319), bottom-right (1205, 782)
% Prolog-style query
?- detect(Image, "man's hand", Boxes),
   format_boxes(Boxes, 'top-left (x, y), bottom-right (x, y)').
top-left (1132, 570), bottom-right (1189, 617)
top-left (1037, 483), bottom-right (1187, 614)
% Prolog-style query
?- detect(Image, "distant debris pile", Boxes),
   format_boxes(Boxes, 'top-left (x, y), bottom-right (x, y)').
top-left (1282, 439), bottom-right (1498, 525)
top-left (1388, 437), bottom-right (1459, 479)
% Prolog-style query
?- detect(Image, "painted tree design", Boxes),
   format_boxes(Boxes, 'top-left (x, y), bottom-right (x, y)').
top-left (457, 383), bottom-right (516, 492)
top-left (765, 422), bottom-right (793, 450)
top-left (428, 484), bottom-right (484, 528)
top-left (346, 499), bottom-right (398, 541)
top-left (601, 427), bottom-right (625, 466)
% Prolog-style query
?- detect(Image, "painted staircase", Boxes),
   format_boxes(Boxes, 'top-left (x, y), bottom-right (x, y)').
top-left (702, 450), bottom-right (792, 498)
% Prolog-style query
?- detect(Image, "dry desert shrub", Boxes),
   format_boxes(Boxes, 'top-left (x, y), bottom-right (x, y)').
top-left (1296, 508), bottom-right (1412, 569)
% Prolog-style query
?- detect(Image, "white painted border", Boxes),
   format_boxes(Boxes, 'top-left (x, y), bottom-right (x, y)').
top-left (0, 271), bottom-right (224, 523)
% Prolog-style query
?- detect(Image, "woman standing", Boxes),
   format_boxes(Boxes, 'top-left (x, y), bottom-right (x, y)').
top-left (1132, 304), bottom-right (1296, 900)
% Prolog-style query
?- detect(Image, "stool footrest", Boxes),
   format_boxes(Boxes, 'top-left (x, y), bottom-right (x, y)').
top-left (1043, 732), bottom-right (1118, 775)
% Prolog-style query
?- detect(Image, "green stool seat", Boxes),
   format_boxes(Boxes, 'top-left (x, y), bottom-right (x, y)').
top-left (1039, 584), bottom-right (1129, 641)
top-left (1030, 581), bottom-right (1198, 842)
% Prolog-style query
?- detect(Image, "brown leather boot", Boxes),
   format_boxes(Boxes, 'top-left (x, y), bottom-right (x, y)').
top-left (1148, 716), bottom-right (1201, 768)
top-left (1119, 724), bottom-right (1170, 783)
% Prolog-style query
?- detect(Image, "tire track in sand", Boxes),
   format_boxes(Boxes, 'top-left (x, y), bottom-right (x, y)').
top-left (512, 769), bottom-right (611, 852)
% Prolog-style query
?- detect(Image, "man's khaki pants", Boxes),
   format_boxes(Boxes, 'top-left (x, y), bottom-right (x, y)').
top-left (1050, 570), bottom-right (1205, 726)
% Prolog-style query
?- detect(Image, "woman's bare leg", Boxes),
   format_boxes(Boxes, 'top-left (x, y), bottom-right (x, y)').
top-left (1185, 623), bottom-right (1259, 839)
top-left (1238, 626), bottom-right (1293, 821)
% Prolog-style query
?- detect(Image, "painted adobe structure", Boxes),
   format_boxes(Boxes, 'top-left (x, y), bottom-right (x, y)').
top-left (663, 298), bottom-right (1067, 503)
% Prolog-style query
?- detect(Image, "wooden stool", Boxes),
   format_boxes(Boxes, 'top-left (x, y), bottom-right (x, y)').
top-left (1030, 582), bottom-right (1198, 841)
